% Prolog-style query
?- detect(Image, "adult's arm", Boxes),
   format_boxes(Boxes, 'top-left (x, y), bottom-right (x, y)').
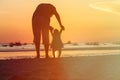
top-left (50, 26), bottom-right (54, 36)
top-left (54, 9), bottom-right (65, 30)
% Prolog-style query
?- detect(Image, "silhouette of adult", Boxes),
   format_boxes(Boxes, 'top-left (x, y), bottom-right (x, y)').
top-left (32, 3), bottom-right (64, 58)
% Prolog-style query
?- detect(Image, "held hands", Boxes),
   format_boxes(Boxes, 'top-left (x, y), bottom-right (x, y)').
top-left (50, 25), bottom-right (65, 31)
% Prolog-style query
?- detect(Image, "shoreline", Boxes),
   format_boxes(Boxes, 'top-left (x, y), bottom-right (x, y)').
top-left (1, 50), bottom-right (120, 60)
top-left (0, 46), bottom-right (120, 52)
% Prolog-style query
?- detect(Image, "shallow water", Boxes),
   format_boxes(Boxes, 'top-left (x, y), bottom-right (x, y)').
top-left (0, 50), bottom-right (120, 60)
top-left (0, 43), bottom-right (120, 60)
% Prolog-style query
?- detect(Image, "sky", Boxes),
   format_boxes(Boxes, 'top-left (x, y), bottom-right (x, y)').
top-left (0, 0), bottom-right (120, 43)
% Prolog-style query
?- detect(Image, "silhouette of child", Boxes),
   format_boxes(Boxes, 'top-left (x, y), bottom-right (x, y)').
top-left (50, 27), bottom-right (63, 58)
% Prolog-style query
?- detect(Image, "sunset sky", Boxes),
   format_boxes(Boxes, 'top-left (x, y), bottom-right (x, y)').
top-left (0, 0), bottom-right (120, 43)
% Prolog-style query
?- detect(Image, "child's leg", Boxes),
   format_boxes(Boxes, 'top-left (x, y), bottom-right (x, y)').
top-left (58, 49), bottom-right (62, 58)
top-left (52, 49), bottom-right (55, 58)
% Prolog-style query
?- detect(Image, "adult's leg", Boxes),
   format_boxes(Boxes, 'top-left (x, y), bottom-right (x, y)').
top-left (32, 20), bottom-right (41, 58)
top-left (42, 27), bottom-right (50, 58)
top-left (44, 44), bottom-right (49, 58)
top-left (34, 40), bottom-right (40, 58)
top-left (34, 34), bottom-right (41, 58)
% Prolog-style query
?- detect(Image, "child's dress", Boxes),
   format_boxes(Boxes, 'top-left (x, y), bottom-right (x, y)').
top-left (51, 32), bottom-right (63, 50)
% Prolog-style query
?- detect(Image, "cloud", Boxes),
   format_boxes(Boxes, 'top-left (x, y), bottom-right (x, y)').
top-left (89, 1), bottom-right (120, 15)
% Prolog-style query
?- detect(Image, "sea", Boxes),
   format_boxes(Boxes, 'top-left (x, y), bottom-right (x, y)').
top-left (0, 43), bottom-right (120, 60)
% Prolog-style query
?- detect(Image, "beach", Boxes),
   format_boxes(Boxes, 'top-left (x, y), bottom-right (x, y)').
top-left (0, 0), bottom-right (120, 80)
top-left (0, 55), bottom-right (120, 80)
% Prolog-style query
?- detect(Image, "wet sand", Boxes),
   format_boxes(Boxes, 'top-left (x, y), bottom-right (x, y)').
top-left (0, 55), bottom-right (120, 80)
